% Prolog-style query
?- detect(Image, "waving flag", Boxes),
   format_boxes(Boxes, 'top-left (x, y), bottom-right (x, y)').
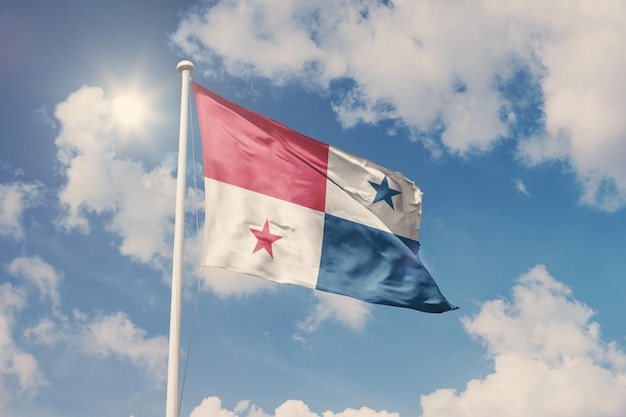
top-left (193, 82), bottom-right (456, 313)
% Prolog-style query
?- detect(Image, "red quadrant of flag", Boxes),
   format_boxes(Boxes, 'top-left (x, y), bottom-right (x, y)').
top-left (193, 82), bottom-right (329, 212)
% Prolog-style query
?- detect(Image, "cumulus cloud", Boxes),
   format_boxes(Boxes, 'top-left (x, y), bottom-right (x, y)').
top-left (25, 309), bottom-right (168, 385)
top-left (1, 256), bottom-right (64, 407)
top-left (7, 256), bottom-right (62, 311)
top-left (5, 255), bottom-right (168, 385)
top-left (0, 181), bottom-right (42, 240)
top-left (188, 266), bottom-right (626, 417)
top-left (79, 312), bottom-right (168, 384)
top-left (297, 291), bottom-right (371, 334)
top-left (171, 0), bottom-right (511, 152)
top-left (0, 283), bottom-right (45, 414)
top-left (189, 396), bottom-right (398, 417)
top-left (172, 0), bottom-right (626, 211)
top-left (512, 3), bottom-right (626, 211)
top-left (190, 396), bottom-right (238, 417)
top-left (23, 317), bottom-right (65, 347)
top-left (53, 85), bottom-right (177, 264)
top-left (419, 265), bottom-right (626, 417)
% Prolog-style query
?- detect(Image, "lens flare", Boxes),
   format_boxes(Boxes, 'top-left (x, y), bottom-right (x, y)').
top-left (112, 94), bottom-right (149, 136)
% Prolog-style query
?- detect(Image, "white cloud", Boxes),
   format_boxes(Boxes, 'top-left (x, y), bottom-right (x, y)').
top-left (189, 396), bottom-right (399, 417)
top-left (274, 400), bottom-right (318, 417)
top-left (0, 283), bottom-right (45, 414)
top-left (172, 0), bottom-right (626, 211)
top-left (297, 291), bottom-right (371, 334)
top-left (24, 309), bottom-right (168, 385)
top-left (4, 254), bottom-right (167, 384)
top-left (185, 266), bottom-right (626, 417)
top-left (7, 256), bottom-right (62, 310)
top-left (322, 407), bottom-right (399, 417)
top-left (190, 396), bottom-right (238, 417)
top-left (234, 400), bottom-right (254, 415)
top-left (419, 265), bottom-right (626, 417)
top-left (53, 85), bottom-right (177, 264)
top-left (23, 317), bottom-right (65, 346)
top-left (514, 1), bottom-right (626, 212)
top-left (79, 311), bottom-right (168, 384)
top-left (513, 178), bottom-right (530, 197)
top-left (0, 181), bottom-right (42, 240)
top-left (34, 104), bottom-right (57, 129)
top-left (0, 256), bottom-right (66, 412)
top-left (172, 0), bottom-right (511, 153)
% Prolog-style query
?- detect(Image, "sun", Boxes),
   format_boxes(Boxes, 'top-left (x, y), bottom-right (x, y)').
top-left (105, 66), bottom-right (164, 139)
top-left (113, 95), bottom-right (147, 126)
top-left (112, 92), bottom-right (152, 137)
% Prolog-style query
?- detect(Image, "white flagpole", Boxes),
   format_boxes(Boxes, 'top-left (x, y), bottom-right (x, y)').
top-left (166, 60), bottom-right (195, 417)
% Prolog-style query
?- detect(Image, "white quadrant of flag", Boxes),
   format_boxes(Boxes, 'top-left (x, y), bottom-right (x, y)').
top-left (203, 178), bottom-right (324, 289)
top-left (326, 146), bottom-right (422, 242)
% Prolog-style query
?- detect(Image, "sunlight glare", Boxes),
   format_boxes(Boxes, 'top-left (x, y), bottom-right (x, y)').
top-left (112, 94), bottom-right (149, 135)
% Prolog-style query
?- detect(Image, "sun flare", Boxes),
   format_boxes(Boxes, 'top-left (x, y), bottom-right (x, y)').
top-left (112, 93), bottom-right (151, 136)
top-left (105, 67), bottom-right (165, 139)
top-left (113, 95), bottom-right (146, 125)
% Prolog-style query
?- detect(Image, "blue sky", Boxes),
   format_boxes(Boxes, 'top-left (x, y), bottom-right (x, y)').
top-left (1, 0), bottom-right (626, 416)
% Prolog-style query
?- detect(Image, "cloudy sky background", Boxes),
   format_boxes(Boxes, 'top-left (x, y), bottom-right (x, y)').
top-left (1, 0), bottom-right (626, 416)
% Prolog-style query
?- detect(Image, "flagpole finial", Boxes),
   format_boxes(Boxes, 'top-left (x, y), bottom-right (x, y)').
top-left (177, 60), bottom-right (195, 74)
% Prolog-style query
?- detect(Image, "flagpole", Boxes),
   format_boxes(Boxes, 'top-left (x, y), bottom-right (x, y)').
top-left (166, 60), bottom-right (195, 417)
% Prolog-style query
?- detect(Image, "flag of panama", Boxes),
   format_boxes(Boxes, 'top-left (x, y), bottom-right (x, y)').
top-left (193, 82), bottom-right (456, 313)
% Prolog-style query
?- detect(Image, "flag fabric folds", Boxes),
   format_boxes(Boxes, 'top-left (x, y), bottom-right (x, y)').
top-left (192, 82), bottom-right (456, 313)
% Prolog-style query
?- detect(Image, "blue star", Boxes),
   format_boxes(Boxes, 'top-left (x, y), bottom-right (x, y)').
top-left (368, 175), bottom-right (401, 209)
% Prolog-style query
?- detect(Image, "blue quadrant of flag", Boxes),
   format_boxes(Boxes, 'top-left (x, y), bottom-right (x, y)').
top-left (317, 214), bottom-right (448, 312)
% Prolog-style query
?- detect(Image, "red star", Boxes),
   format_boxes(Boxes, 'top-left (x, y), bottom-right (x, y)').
top-left (250, 219), bottom-right (282, 258)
